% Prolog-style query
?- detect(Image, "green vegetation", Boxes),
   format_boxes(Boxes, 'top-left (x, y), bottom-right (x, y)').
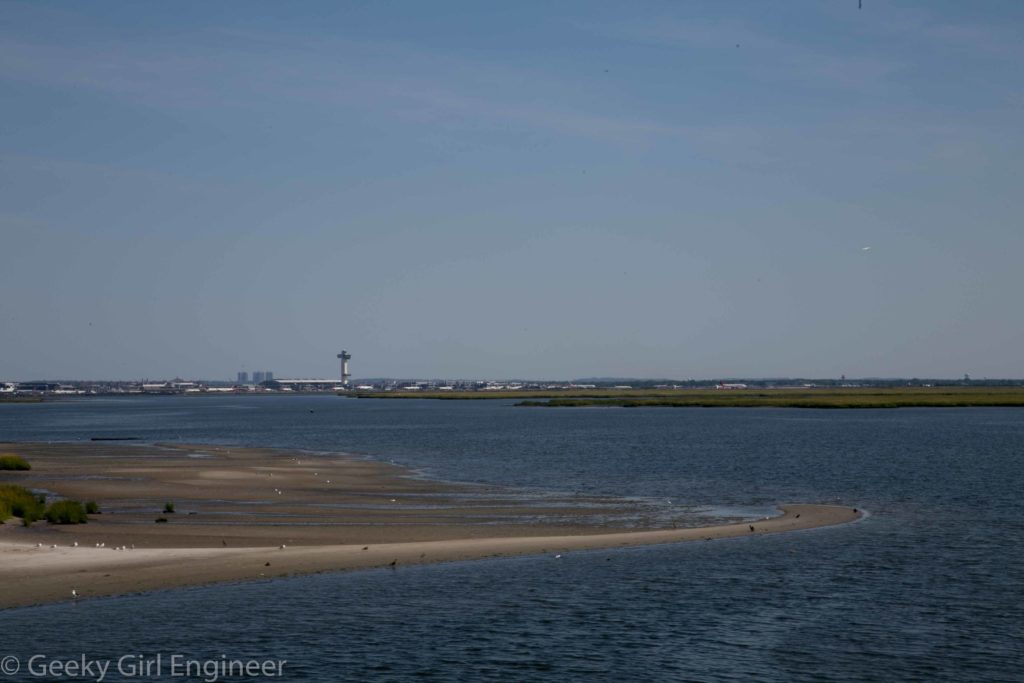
top-left (353, 386), bottom-right (1024, 408)
top-left (85, 501), bottom-right (100, 514)
top-left (0, 454), bottom-right (31, 470)
top-left (513, 387), bottom-right (1024, 409)
top-left (44, 500), bottom-right (88, 524)
top-left (163, 502), bottom-right (175, 514)
top-left (0, 484), bottom-right (45, 525)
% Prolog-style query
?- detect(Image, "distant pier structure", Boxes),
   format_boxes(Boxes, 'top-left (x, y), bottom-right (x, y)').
top-left (337, 350), bottom-right (352, 386)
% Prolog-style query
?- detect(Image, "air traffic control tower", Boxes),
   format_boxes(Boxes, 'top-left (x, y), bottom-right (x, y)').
top-left (337, 350), bottom-right (352, 386)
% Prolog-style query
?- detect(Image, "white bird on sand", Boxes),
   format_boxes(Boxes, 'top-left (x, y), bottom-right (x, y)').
top-left (72, 541), bottom-right (79, 547)
top-left (71, 589), bottom-right (78, 598)
top-left (279, 544), bottom-right (287, 549)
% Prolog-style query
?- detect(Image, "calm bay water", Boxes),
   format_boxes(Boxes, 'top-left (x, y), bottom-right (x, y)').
top-left (0, 396), bottom-right (1022, 681)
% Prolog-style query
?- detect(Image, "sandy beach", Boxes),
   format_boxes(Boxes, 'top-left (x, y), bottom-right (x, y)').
top-left (0, 442), bottom-right (861, 609)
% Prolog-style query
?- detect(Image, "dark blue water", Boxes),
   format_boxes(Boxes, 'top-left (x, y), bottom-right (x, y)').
top-left (1, 396), bottom-right (1022, 681)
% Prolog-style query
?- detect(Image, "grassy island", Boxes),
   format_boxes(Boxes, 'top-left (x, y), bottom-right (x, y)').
top-left (353, 387), bottom-right (1024, 409)
top-left (517, 387), bottom-right (1024, 409)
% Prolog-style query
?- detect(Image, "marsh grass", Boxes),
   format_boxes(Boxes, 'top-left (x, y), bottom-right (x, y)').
top-left (515, 387), bottom-right (1024, 409)
top-left (44, 500), bottom-right (88, 524)
top-left (0, 484), bottom-right (45, 525)
top-left (0, 454), bottom-right (30, 470)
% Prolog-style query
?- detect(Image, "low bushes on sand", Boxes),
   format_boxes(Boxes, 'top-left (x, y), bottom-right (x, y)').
top-left (0, 484), bottom-right (45, 525)
top-left (0, 454), bottom-right (30, 470)
top-left (164, 502), bottom-right (175, 513)
top-left (44, 500), bottom-right (88, 524)
top-left (85, 501), bottom-right (100, 514)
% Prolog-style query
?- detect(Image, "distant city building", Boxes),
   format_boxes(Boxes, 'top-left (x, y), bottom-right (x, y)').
top-left (253, 371), bottom-right (265, 384)
top-left (237, 371), bottom-right (249, 384)
top-left (265, 371), bottom-right (274, 382)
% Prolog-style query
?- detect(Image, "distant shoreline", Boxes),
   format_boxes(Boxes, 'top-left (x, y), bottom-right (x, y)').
top-left (353, 387), bottom-right (1024, 409)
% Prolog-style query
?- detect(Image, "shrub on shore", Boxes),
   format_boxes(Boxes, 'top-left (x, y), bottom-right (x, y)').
top-left (44, 500), bottom-right (88, 524)
top-left (164, 502), bottom-right (175, 513)
top-left (0, 454), bottom-right (30, 470)
top-left (0, 484), bottom-right (45, 525)
top-left (85, 501), bottom-right (100, 514)
top-left (0, 500), bottom-right (10, 523)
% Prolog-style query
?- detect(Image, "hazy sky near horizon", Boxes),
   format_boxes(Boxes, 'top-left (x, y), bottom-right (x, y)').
top-left (2, 1), bottom-right (1023, 381)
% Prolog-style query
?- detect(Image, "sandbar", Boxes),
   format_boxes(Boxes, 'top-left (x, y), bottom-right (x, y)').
top-left (0, 442), bottom-right (861, 608)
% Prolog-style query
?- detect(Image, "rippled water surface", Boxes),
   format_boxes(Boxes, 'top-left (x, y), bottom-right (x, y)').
top-left (1, 396), bottom-right (1022, 681)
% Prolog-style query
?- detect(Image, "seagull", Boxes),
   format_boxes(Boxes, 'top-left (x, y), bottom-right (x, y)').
top-left (71, 589), bottom-right (78, 599)
top-left (72, 541), bottom-right (79, 547)
top-left (861, 246), bottom-right (872, 251)
top-left (279, 544), bottom-right (287, 549)
top-left (554, 554), bottom-right (562, 559)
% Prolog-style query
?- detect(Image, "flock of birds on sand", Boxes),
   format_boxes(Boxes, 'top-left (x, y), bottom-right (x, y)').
top-left (33, 541), bottom-right (134, 551)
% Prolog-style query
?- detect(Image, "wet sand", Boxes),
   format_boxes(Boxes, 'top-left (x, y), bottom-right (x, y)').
top-left (0, 442), bottom-right (861, 608)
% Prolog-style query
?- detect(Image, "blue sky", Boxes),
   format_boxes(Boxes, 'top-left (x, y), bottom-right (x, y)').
top-left (2, 1), bottom-right (1022, 380)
